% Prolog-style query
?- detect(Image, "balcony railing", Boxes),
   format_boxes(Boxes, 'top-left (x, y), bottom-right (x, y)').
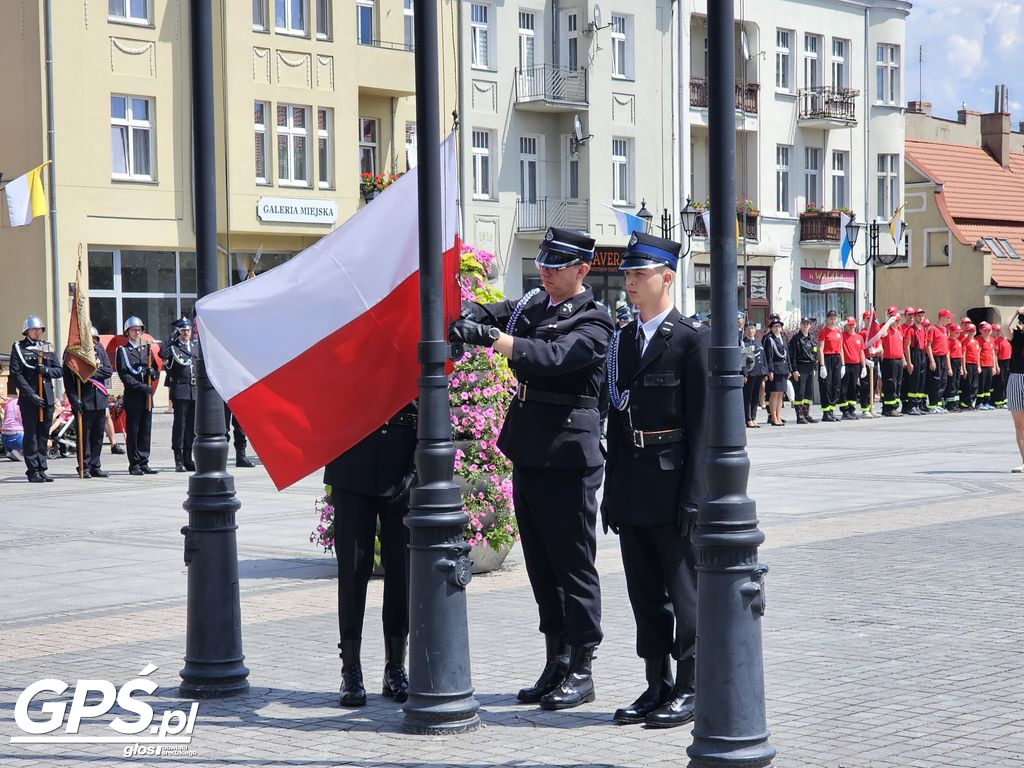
top-left (798, 87), bottom-right (858, 125)
top-left (692, 210), bottom-right (760, 241)
top-left (515, 65), bottom-right (588, 107)
top-left (799, 211), bottom-right (842, 242)
top-left (516, 197), bottom-right (590, 233)
top-left (689, 77), bottom-right (760, 114)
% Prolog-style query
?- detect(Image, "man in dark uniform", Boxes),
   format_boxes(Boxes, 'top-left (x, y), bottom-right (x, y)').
top-left (602, 232), bottom-right (709, 728)
top-left (788, 317), bottom-right (818, 424)
top-left (324, 403), bottom-right (417, 707)
top-left (224, 405), bottom-right (256, 468)
top-left (450, 226), bottom-right (613, 711)
top-left (116, 316), bottom-right (159, 475)
top-left (161, 319), bottom-right (197, 472)
top-left (64, 326), bottom-right (114, 478)
top-left (9, 315), bottom-right (63, 482)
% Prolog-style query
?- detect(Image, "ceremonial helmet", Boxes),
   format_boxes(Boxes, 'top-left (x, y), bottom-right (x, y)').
top-left (123, 316), bottom-right (145, 332)
top-left (22, 315), bottom-right (45, 334)
top-left (90, 326), bottom-right (99, 339)
top-left (619, 231), bottom-right (683, 272)
top-left (535, 227), bottom-right (596, 269)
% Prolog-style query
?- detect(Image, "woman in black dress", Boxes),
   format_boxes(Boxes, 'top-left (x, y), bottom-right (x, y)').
top-left (763, 318), bottom-right (792, 426)
top-left (741, 323), bottom-right (767, 428)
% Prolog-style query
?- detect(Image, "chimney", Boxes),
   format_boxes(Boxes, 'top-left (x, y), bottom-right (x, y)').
top-left (1019, 121), bottom-right (1024, 134)
top-left (981, 84), bottom-right (1012, 167)
top-left (907, 100), bottom-right (932, 116)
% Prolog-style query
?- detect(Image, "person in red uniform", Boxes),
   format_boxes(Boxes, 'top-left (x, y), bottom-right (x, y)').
top-left (901, 308), bottom-right (924, 415)
top-left (961, 324), bottom-right (981, 409)
top-left (925, 310), bottom-right (953, 413)
top-left (816, 309), bottom-right (844, 422)
top-left (879, 306), bottom-right (905, 416)
top-left (945, 323), bottom-right (966, 412)
top-left (992, 323), bottom-right (1012, 408)
top-left (858, 311), bottom-right (882, 417)
top-left (839, 317), bottom-right (867, 420)
top-left (977, 322), bottom-right (1000, 409)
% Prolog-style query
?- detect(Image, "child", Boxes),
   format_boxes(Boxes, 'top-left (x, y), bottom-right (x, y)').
top-left (3, 385), bottom-right (25, 462)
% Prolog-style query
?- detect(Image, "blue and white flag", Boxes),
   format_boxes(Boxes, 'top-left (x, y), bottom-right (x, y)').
top-left (840, 212), bottom-right (853, 268)
top-left (604, 203), bottom-right (647, 236)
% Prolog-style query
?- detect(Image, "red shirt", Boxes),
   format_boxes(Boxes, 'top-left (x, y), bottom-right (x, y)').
top-left (948, 335), bottom-right (963, 358)
top-left (928, 325), bottom-right (949, 356)
top-left (881, 324), bottom-right (904, 359)
top-left (997, 336), bottom-right (1012, 360)
top-left (818, 326), bottom-right (843, 355)
top-left (979, 338), bottom-right (995, 367)
top-left (964, 338), bottom-right (981, 365)
top-left (842, 331), bottom-right (865, 364)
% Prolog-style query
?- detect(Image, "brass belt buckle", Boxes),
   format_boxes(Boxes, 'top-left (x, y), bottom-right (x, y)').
top-left (633, 429), bottom-right (645, 449)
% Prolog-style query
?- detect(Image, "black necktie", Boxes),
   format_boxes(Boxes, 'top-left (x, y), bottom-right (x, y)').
top-left (635, 322), bottom-right (645, 359)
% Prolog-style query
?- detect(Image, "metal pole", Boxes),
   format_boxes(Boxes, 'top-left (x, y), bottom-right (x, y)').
top-left (402, 0), bottom-right (480, 735)
top-left (43, 0), bottom-right (62, 376)
top-left (179, 0), bottom-right (249, 699)
top-left (688, 0), bottom-right (774, 765)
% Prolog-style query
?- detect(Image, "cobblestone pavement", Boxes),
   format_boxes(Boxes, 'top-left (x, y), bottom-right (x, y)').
top-left (1, 409), bottom-right (1022, 767)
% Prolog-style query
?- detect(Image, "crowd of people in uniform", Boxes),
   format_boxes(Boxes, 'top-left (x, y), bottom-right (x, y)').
top-left (5, 315), bottom-right (255, 483)
top-left (741, 306), bottom-right (1021, 427)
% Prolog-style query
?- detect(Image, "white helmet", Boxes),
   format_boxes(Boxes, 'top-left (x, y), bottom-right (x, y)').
top-left (22, 315), bottom-right (45, 334)
top-left (123, 316), bottom-right (145, 332)
top-left (91, 326), bottom-right (99, 339)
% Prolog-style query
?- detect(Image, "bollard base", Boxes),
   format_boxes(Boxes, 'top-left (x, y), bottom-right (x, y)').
top-left (178, 677), bottom-right (250, 700)
top-left (687, 737), bottom-right (776, 768)
top-left (402, 691), bottom-right (481, 735)
top-left (401, 713), bottom-right (481, 736)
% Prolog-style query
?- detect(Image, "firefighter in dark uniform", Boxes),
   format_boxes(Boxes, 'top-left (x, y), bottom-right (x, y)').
top-left (161, 319), bottom-right (197, 472)
top-left (63, 326), bottom-right (114, 478)
top-left (116, 316), bottom-right (159, 475)
top-left (9, 315), bottom-right (63, 482)
top-left (324, 403), bottom-right (417, 707)
top-left (602, 232), bottom-right (709, 728)
top-left (450, 227), bottom-right (613, 711)
top-left (788, 317), bottom-right (818, 424)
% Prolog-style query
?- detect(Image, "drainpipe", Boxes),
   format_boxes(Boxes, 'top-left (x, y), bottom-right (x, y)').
top-left (455, 0), bottom-right (467, 242)
top-left (43, 0), bottom-right (62, 358)
top-left (552, 0), bottom-right (559, 66)
top-left (864, 5), bottom-right (872, 312)
top-left (391, 96), bottom-right (399, 174)
top-left (678, 0), bottom-right (693, 314)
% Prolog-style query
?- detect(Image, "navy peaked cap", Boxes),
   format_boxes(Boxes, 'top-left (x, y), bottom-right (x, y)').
top-left (619, 231), bottom-right (683, 271)
top-left (536, 227), bottom-right (596, 267)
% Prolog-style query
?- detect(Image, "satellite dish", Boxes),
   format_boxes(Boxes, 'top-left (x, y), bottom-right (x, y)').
top-left (574, 115), bottom-right (585, 142)
top-left (593, 4), bottom-right (602, 30)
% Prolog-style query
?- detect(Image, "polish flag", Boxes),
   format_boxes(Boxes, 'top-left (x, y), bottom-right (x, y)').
top-left (196, 135), bottom-right (460, 490)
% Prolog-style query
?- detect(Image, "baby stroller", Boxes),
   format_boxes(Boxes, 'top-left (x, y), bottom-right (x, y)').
top-left (48, 410), bottom-right (79, 459)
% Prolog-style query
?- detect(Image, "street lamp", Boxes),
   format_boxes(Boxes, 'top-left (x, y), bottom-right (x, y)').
top-left (679, 197), bottom-right (699, 258)
top-left (636, 199), bottom-right (654, 234)
top-left (845, 214), bottom-right (861, 251)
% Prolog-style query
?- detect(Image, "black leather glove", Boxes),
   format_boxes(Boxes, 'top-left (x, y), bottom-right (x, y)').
top-left (600, 497), bottom-right (619, 535)
top-left (460, 301), bottom-right (477, 320)
top-left (148, 367), bottom-right (160, 379)
top-left (30, 394), bottom-right (46, 408)
top-left (387, 471), bottom-right (418, 507)
top-left (70, 400), bottom-right (83, 414)
top-left (449, 318), bottom-right (496, 348)
top-left (676, 504), bottom-right (697, 538)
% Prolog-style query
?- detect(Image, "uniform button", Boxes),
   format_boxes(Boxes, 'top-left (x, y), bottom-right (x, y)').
top-left (518, 402), bottom-right (523, 408)
top-left (381, 428), bottom-right (388, 434)
top-left (565, 418), bottom-right (572, 425)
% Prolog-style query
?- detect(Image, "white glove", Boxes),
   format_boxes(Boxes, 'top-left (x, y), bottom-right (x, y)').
top-left (866, 359), bottom-right (875, 369)
top-left (860, 366), bottom-right (867, 379)
top-left (819, 365), bottom-right (828, 379)
top-left (840, 365), bottom-right (847, 378)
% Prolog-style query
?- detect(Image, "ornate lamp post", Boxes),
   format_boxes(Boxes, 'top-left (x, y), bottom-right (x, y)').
top-left (636, 199), bottom-right (654, 234)
top-left (679, 198), bottom-right (699, 258)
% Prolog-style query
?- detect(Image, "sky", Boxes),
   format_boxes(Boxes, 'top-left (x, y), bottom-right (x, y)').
top-left (905, 1), bottom-right (1023, 124)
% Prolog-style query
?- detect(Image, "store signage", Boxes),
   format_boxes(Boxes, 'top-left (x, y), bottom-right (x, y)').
top-left (799, 268), bottom-right (856, 291)
top-left (257, 197), bottom-right (338, 225)
top-left (590, 247), bottom-right (625, 273)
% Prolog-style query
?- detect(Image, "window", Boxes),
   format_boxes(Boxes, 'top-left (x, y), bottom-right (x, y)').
top-left (111, 95), bottom-right (153, 181)
top-left (520, 136), bottom-right (540, 228)
top-left (831, 150), bottom-right (847, 210)
top-left (803, 34), bottom-right (820, 89)
top-left (275, 0), bottom-right (306, 35)
top-left (471, 130), bottom-right (492, 199)
top-left (831, 38), bottom-right (848, 88)
top-left (999, 238), bottom-right (1020, 259)
top-left (562, 135), bottom-right (579, 200)
top-left (565, 12), bottom-right (578, 71)
top-left (612, 138), bottom-right (630, 204)
top-left (804, 148), bottom-right (820, 207)
top-left (356, 0), bottom-right (374, 45)
top-left (88, 248), bottom-right (197, 337)
top-left (611, 15), bottom-right (629, 78)
top-left (403, 0), bottom-right (414, 50)
top-left (926, 231), bottom-right (950, 267)
top-left (108, 0), bottom-right (149, 24)
top-left (316, 0), bottom-right (331, 39)
top-left (277, 104), bottom-right (309, 185)
top-left (776, 145), bottom-right (790, 214)
top-left (519, 11), bottom-right (536, 71)
top-left (405, 121), bottom-right (417, 170)
top-left (470, 4), bottom-right (490, 69)
top-left (253, 0), bottom-right (267, 30)
top-left (775, 29), bottom-right (792, 91)
top-left (876, 44), bottom-right (900, 104)
top-left (358, 117), bottom-right (378, 176)
top-left (876, 153), bottom-right (899, 218)
top-left (254, 101), bottom-right (268, 184)
top-left (317, 107), bottom-right (332, 188)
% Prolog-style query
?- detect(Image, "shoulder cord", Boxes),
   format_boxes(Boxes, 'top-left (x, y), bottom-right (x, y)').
top-left (119, 346), bottom-right (146, 376)
top-left (505, 288), bottom-right (541, 335)
top-left (607, 328), bottom-right (629, 411)
top-left (769, 335), bottom-right (787, 359)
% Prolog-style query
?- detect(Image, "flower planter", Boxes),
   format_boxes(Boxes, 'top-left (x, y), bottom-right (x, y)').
top-left (362, 189), bottom-right (379, 203)
top-left (470, 542), bottom-right (511, 574)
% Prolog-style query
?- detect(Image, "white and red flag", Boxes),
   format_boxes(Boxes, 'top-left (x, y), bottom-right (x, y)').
top-left (196, 135), bottom-right (460, 489)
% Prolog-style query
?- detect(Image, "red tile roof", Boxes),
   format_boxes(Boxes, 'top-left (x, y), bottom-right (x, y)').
top-left (905, 140), bottom-right (1024, 287)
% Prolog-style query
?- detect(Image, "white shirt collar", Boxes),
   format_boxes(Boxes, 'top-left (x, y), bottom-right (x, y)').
top-left (636, 306), bottom-right (673, 354)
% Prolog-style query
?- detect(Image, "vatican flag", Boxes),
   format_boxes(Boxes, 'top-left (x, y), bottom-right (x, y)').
top-left (4, 162), bottom-right (50, 227)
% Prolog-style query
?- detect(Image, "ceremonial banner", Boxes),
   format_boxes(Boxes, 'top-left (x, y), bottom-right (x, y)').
top-left (64, 258), bottom-right (97, 382)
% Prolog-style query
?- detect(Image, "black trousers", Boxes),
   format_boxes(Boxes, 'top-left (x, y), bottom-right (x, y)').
top-left (792, 363), bottom-right (815, 407)
top-left (962, 367), bottom-right (979, 407)
top-left (945, 360), bottom-right (962, 407)
top-left (82, 409), bottom-right (106, 471)
top-left (332, 489), bottom-right (409, 641)
top-left (821, 354), bottom-right (842, 413)
top-left (19, 400), bottom-right (53, 476)
top-left (841, 363), bottom-right (861, 413)
top-left (978, 368), bottom-right (994, 406)
top-left (223, 403), bottom-right (247, 450)
top-left (927, 364), bottom-right (948, 408)
top-left (743, 375), bottom-right (764, 422)
top-left (881, 358), bottom-right (904, 412)
top-left (171, 399), bottom-right (196, 457)
top-left (513, 465), bottom-right (603, 647)
top-left (903, 349), bottom-right (926, 410)
top-left (619, 522), bottom-right (697, 661)
top-left (124, 408), bottom-right (153, 469)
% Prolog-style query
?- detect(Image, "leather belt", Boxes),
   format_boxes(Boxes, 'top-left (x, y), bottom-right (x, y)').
top-left (515, 384), bottom-right (599, 410)
top-left (630, 427), bottom-right (686, 449)
top-left (387, 413), bottom-right (418, 427)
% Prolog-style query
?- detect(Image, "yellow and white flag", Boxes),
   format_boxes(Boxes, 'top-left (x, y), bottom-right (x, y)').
top-left (4, 162), bottom-right (50, 227)
top-left (700, 209), bottom-right (742, 246)
top-left (888, 202), bottom-right (905, 241)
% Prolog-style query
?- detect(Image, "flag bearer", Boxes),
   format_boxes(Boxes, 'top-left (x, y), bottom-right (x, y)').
top-left (788, 317), bottom-right (818, 424)
top-left (816, 310), bottom-right (844, 422)
top-left (9, 315), bottom-right (63, 482)
top-left (161, 319), bottom-right (197, 472)
top-left (64, 327), bottom-right (113, 478)
top-left (116, 317), bottom-right (159, 475)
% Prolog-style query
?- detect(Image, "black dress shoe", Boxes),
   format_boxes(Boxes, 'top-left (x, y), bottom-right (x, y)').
top-left (27, 473), bottom-right (45, 483)
top-left (39, 472), bottom-right (54, 482)
top-left (540, 645), bottom-right (596, 710)
top-left (518, 634), bottom-right (569, 704)
top-left (645, 691), bottom-right (695, 728)
top-left (183, 459), bottom-right (196, 472)
top-left (235, 450), bottom-right (256, 468)
top-left (129, 466), bottom-right (144, 476)
top-left (81, 469), bottom-right (92, 478)
top-left (111, 444), bottom-right (125, 454)
top-left (90, 469), bottom-right (110, 478)
top-left (613, 656), bottom-right (672, 725)
top-left (141, 466), bottom-right (159, 475)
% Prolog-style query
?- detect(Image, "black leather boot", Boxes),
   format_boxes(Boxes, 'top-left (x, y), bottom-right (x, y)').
top-left (645, 658), bottom-right (695, 728)
top-left (540, 645), bottom-right (595, 710)
top-left (803, 405), bottom-right (818, 423)
top-left (338, 639), bottom-right (366, 707)
top-left (183, 449), bottom-right (195, 472)
top-left (174, 452), bottom-right (185, 472)
top-left (517, 634), bottom-right (569, 704)
top-left (235, 448), bottom-right (255, 468)
top-left (613, 656), bottom-right (672, 724)
top-left (382, 635), bottom-right (409, 703)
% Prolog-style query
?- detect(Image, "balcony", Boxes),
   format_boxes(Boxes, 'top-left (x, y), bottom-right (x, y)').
top-left (356, 39), bottom-right (415, 97)
top-left (689, 77), bottom-right (759, 114)
top-left (799, 210), bottom-right (843, 248)
top-left (516, 197), bottom-right (589, 234)
top-left (798, 87), bottom-right (859, 128)
top-left (692, 209), bottom-right (760, 242)
top-left (515, 65), bottom-right (588, 111)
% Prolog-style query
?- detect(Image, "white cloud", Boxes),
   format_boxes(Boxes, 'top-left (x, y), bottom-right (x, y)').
top-left (946, 34), bottom-right (983, 79)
